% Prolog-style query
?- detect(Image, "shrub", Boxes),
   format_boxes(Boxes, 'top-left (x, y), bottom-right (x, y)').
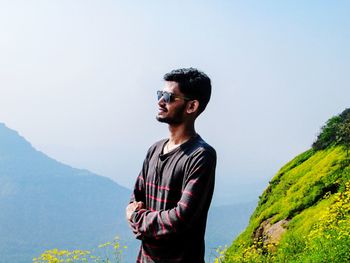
top-left (313, 108), bottom-right (350, 151)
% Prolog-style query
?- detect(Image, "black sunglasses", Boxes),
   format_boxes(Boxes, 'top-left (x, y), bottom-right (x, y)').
top-left (157, 90), bottom-right (190, 104)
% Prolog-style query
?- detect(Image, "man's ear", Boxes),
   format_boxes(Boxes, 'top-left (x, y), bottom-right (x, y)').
top-left (186, 100), bottom-right (200, 114)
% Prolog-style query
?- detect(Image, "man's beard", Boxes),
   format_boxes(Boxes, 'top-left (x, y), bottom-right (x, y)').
top-left (156, 104), bottom-right (186, 125)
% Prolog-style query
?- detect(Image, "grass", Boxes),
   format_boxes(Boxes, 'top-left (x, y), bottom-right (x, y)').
top-left (221, 145), bottom-right (350, 263)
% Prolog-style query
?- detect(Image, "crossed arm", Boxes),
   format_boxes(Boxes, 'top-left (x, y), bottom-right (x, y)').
top-left (126, 150), bottom-right (216, 240)
top-left (126, 201), bottom-right (144, 221)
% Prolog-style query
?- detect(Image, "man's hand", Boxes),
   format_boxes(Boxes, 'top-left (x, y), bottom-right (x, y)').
top-left (126, 201), bottom-right (144, 221)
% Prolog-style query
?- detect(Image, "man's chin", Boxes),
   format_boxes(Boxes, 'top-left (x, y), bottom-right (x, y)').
top-left (156, 116), bottom-right (183, 125)
top-left (156, 116), bottom-right (169, 123)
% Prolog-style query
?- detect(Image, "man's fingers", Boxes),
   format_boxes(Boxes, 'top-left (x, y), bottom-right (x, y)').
top-left (136, 201), bottom-right (144, 209)
top-left (126, 201), bottom-right (144, 221)
top-left (126, 202), bottom-right (137, 221)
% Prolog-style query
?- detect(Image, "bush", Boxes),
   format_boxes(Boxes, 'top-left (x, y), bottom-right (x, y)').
top-left (313, 108), bottom-right (350, 151)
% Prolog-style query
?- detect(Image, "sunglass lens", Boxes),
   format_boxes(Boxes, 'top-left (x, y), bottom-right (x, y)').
top-left (157, 91), bottom-right (163, 101)
top-left (157, 91), bottom-right (172, 103)
top-left (163, 92), bottom-right (171, 103)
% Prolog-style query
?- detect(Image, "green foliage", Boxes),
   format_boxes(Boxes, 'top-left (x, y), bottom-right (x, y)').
top-left (33, 237), bottom-right (126, 263)
top-left (221, 142), bottom-right (350, 262)
top-left (337, 117), bottom-right (350, 157)
top-left (216, 110), bottom-right (350, 262)
top-left (313, 108), bottom-right (350, 151)
top-left (253, 146), bottom-right (346, 227)
top-left (312, 116), bottom-right (342, 150)
top-left (304, 182), bottom-right (350, 262)
top-left (221, 179), bottom-right (350, 263)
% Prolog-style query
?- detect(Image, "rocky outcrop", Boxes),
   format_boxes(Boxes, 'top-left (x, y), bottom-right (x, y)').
top-left (254, 218), bottom-right (290, 246)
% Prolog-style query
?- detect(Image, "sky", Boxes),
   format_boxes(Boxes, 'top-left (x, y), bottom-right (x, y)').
top-left (1, 1), bottom-right (349, 205)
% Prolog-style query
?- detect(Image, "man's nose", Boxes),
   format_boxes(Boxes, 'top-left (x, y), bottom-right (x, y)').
top-left (158, 96), bottom-right (166, 106)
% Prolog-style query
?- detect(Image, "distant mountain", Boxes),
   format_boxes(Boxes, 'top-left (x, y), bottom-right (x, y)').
top-left (0, 123), bottom-right (260, 263)
top-left (222, 108), bottom-right (350, 262)
top-left (0, 123), bottom-right (134, 263)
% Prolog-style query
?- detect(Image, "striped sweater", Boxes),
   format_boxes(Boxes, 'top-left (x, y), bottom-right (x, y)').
top-left (129, 135), bottom-right (216, 263)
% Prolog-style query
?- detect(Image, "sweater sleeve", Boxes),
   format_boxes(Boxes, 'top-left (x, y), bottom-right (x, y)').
top-left (129, 145), bottom-right (155, 204)
top-left (129, 148), bottom-right (216, 239)
top-left (130, 166), bottom-right (146, 205)
top-left (127, 149), bottom-right (151, 239)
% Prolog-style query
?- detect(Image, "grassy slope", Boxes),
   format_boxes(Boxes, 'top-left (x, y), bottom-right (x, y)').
top-left (223, 145), bottom-right (350, 262)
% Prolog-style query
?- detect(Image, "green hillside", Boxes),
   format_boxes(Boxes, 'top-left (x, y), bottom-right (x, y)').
top-left (221, 109), bottom-right (350, 262)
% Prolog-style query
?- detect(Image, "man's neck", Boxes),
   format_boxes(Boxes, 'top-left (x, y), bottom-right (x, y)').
top-left (165, 123), bottom-right (196, 152)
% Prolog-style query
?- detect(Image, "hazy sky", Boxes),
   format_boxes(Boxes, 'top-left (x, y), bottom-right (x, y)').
top-left (1, 1), bottom-right (349, 204)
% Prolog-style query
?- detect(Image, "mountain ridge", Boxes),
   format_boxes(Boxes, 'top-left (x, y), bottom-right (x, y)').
top-left (0, 122), bottom-right (135, 263)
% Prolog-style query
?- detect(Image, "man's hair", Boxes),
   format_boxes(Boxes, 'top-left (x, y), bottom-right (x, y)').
top-left (163, 68), bottom-right (211, 116)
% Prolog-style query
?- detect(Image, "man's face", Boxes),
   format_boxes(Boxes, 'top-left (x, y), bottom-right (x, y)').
top-left (156, 81), bottom-right (188, 124)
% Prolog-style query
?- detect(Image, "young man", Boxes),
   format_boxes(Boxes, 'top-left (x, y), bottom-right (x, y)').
top-left (126, 68), bottom-right (216, 262)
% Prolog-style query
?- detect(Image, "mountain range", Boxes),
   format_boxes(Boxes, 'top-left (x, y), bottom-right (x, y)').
top-left (0, 123), bottom-right (134, 262)
top-left (0, 122), bottom-right (255, 263)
